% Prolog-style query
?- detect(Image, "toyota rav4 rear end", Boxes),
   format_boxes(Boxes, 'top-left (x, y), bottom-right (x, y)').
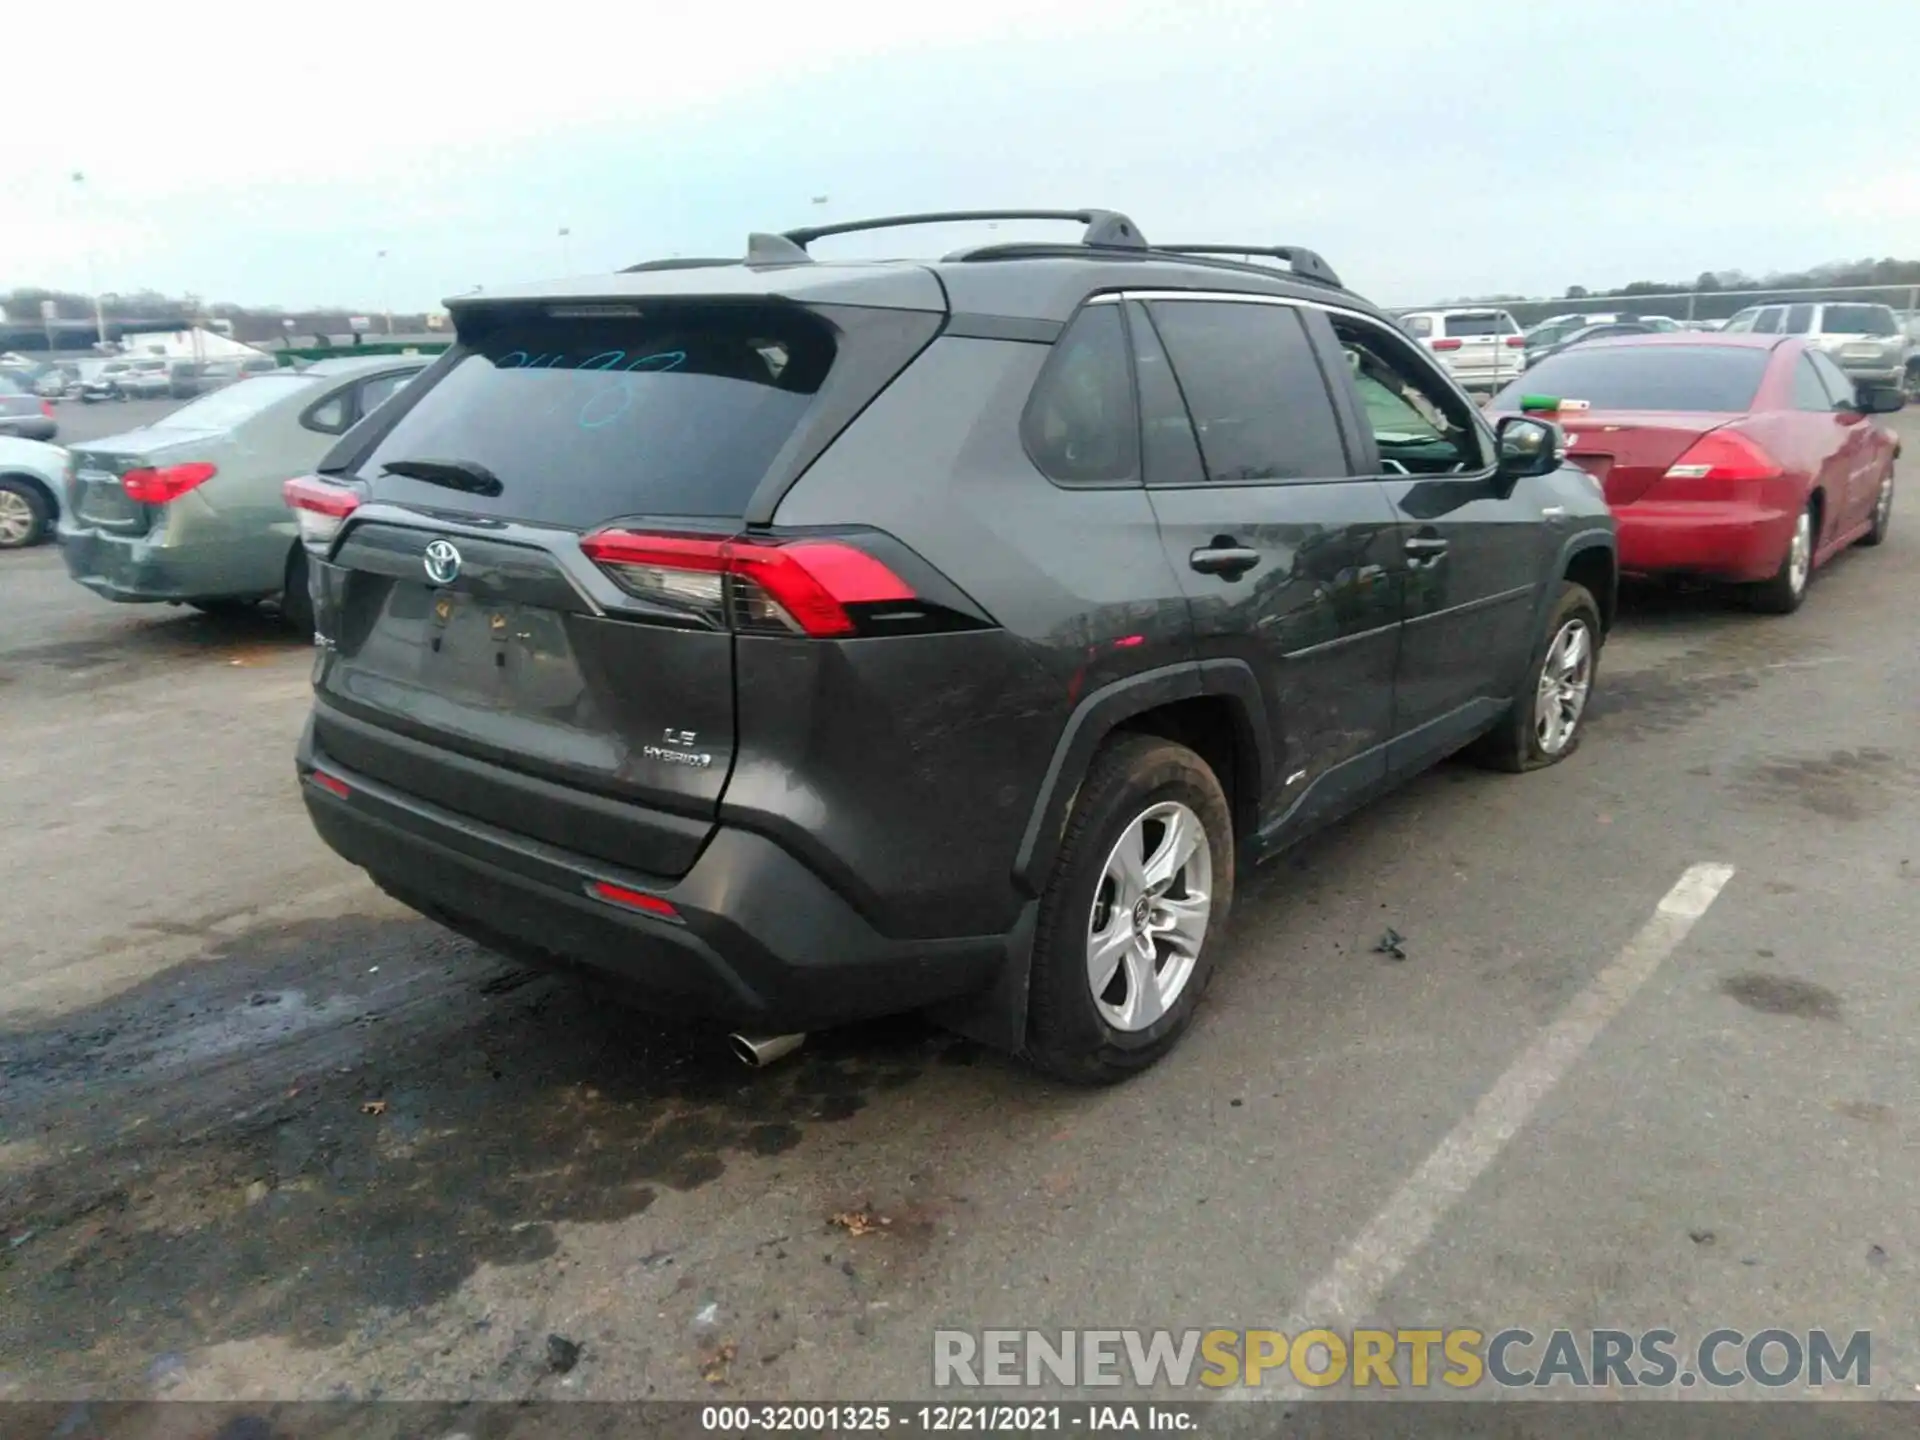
top-left (291, 264), bottom-right (1041, 1033)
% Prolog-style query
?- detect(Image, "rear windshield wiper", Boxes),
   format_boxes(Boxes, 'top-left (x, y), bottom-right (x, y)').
top-left (379, 458), bottom-right (503, 497)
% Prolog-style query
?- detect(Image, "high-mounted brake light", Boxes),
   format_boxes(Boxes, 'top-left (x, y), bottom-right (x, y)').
top-left (1662, 431), bottom-right (1781, 483)
top-left (1432, 338), bottom-right (1464, 351)
top-left (122, 462), bottom-right (216, 505)
top-left (578, 530), bottom-right (916, 638)
top-left (283, 474), bottom-right (363, 546)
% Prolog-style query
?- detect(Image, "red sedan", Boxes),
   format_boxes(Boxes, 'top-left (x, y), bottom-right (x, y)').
top-left (1490, 334), bottom-right (1902, 612)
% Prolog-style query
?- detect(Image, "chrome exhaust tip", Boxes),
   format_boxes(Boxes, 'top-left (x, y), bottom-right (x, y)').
top-left (728, 1032), bottom-right (806, 1068)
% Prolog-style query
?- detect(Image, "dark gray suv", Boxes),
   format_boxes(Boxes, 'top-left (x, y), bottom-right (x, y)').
top-left (288, 209), bottom-right (1616, 1082)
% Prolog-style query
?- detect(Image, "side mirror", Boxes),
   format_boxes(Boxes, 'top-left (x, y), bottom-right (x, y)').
top-left (1852, 386), bottom-right (1904, 415)
top-left (1495, 415), bottom-right (1561, 480)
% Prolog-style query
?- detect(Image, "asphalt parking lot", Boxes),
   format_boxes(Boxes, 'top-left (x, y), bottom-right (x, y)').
top-left (3, 400), bottom-right (1917, 1407)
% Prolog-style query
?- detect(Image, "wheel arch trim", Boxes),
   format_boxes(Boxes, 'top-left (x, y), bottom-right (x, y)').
top-left (1010, 659), bottom-right (1273, 897)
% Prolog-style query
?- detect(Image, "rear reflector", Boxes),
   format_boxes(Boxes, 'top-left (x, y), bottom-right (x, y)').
top-left (308, 770), bottom-right (351, 799)
top-left (1662, 431), bottom-right (1781, 483)
top-left (283, 474), bottom-right (363, 546)
top-left (579, 529), bottom-right (916, 638)
top-left (122, 462), bottom-right (216, 505)
top-left (586, 880), bottom-right (680, 920)
top-left (1432, 338), bottom-right (1464, 351)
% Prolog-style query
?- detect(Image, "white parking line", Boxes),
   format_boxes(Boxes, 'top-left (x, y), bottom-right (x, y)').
top-left (1239, 860), bottom-right (1736, 1398)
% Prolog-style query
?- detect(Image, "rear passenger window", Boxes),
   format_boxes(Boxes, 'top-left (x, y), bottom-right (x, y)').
top-left (1783, 304), bottom-right (1815, 335)
top-left (1147, 300), bottom-right (1347, 483)
top-left (1022, 303), bottom-right (1138, 487)
top-left (1125, 301), bottom-right (1205, 488)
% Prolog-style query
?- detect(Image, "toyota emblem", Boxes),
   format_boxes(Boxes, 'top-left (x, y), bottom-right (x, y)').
top-left (423, 539), bottom-right (462, 585)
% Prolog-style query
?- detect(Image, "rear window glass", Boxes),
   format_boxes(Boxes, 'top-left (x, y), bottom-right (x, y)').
top-left (1443, 312), bottom-right (1518, 336)
top-left (160, 373), bottom-right (319, 429)
top-left (357, 308), bottom-right (834, 523)
top-left (1490, 346), bottom-right (1769, 413)
top-left (0, 373), bottom-right (24, 395)
top-left (1818, 304), bottom-right (1897, 336)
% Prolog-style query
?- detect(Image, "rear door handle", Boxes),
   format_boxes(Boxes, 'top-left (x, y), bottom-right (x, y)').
top-left (1189, 543), bottom-right (1262, 580)
top-left (1404, 536), bottom-right (1450, 556)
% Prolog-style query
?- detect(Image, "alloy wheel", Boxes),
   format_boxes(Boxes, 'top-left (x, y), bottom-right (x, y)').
top-left (1086, 801), bottom-right (1212, 1032)
top-left (1787, 509), bottom-right (1812, 596)
top-left (1534, 618), bottom-right (1593, 756)
top-left (0, 488), bottom-right (35, 547)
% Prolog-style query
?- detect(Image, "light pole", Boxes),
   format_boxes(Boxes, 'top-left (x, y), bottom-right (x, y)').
top-left (71, 171), bottom-right (108, 348)
top-left (559, 227), bottom-right (573, 275)
top-left (376, 249), bottom-right (392, 334)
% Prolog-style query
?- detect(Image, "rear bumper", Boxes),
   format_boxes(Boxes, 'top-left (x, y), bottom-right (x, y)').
top-left (59, 522), bottom-right (267, 603)
top-left (296, 719), bottom-right (1009, 1030)
top-left (1614, 498), bottom-right (1795, 583)
top-left (1835, 363), bottom-right (1904, 388)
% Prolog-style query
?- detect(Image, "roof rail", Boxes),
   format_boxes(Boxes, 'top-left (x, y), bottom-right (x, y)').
top-left (783, 209), bottom-right (1147, 252)
top-left (1155, 245), bottom-right (1343, 289)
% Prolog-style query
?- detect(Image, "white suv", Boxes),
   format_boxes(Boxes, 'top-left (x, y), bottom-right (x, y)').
top-left (1725, 301), bottom-right (1914, 399)
top-left (1395, 308), bottom-right (1524, 394)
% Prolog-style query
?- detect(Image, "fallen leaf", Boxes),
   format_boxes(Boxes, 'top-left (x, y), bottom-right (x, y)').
top-left (701, 1340), bottom-right (738, 1386)
top-left (829, 1205), bottom-right (892, 1238)
top-left (360, 1100), bottom-right (388, 1116)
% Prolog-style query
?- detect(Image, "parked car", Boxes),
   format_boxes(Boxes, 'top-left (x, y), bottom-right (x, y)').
top-left (60, 355), bottom-right (427, 631)
top-left (116, 357), bottom-right (174, 399)
top-left (1394, 307), bottom-right (1526, 394)
top-left (285, 209), bottom-right (1616, 1082)
top-left (0, 435), bottom-right (70, 548)
top-left (1724, 303), bottom-right (1913, 397)
top-left (1525, 320), bottom-right (1657, 370)
top-left (35, 365), bottom-right (82, 399)
top-left (0, 372), bottom-right (58, 441)
top-left (79, 360), bottom-right (135, 402)
top-left (1491, 333), bottom-right (1899, 613)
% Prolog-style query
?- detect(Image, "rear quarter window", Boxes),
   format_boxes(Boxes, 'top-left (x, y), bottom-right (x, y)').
top-left (1021, 303), bottom-right (1138, 487)
top-left (355, 306), bottom-right (836, 524)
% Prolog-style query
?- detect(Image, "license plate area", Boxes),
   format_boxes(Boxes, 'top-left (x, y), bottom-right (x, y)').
top-left (413, 586), bottom-right (585, 715)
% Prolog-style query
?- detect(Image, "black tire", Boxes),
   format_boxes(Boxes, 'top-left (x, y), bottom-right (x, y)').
top-left (1024, 734), bottom-right (1235, 1084)
top-left (1472, 581), bottom-right (1603, 773)
top-left (1748, 499), bottom-right (1815, 614)
top-left (281, 544), bottom-right (315, 637)
top-left (1859, 468), bottom-right (1894, 548)
top-left (0, 476), bottom-right (51, 549)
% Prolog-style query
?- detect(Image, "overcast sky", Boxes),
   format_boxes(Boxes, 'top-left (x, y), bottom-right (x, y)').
top-left (4, 0), bottom-right (1913, 312)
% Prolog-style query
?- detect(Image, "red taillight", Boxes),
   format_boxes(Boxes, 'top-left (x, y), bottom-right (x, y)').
top-left (40, 400), bottom-right (55, 418)
top-left (308, 770), bottom-right (351, 800)
top-left (1662, 431), bottom-right (1781, 483)
top-left (1432, 338), bottom-right (1464, 351)
top-left (1504, 336), bottom-right (1526, 348)
top-left (586, 880), bottom-right (680, 920)
top-left (122, 462), bottom-right (216, 505)
top-left (283, 474), bottom-right (362, 547)
top-left (578, 529), bottom-right (916, 638)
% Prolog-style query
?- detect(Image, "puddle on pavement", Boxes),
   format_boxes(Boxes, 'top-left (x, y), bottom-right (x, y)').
top-left (0, 910), bottom-right (966, 1382)
top-left (1719, 971), bottom-right (1843, 1022)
